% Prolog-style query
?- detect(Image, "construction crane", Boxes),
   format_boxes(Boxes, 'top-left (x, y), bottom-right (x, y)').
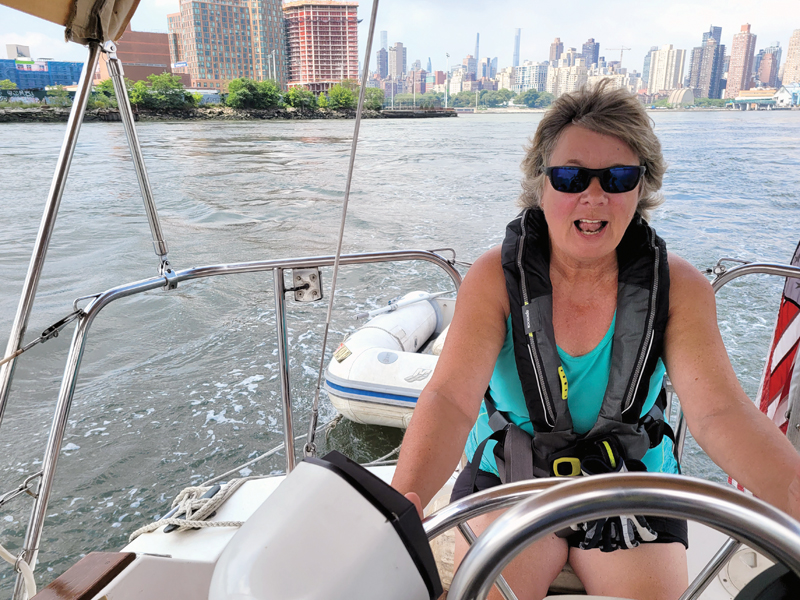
top-left (605, 46), bottom-right (632, 67)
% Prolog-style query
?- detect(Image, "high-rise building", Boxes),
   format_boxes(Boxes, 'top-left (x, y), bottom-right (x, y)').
top-left (0, 53), bottom-right (83, 89)
top-left (100, 23), bottom-right (191, 85)
top-left (783, 30), bottom-right (800, 85)
top-left (426, 57), bottom-right (432, 73)
top-left (546, 58), bottom-right (588, 97)
top-left (647, 44), bottom-right (686, 94)
top-left (513, 60), bottom-right (549, 93)
top-left (411, 59), bottom-right (421, 72)
top-left (376, 47), bottom-right (388, 79)
top-left (167, 0), bottom-right (286, 91)
top-left (582, 38), bottom-right (600, 68)
top-left (754, 43), bottom-right (782, 83)
top-left (727, 23), bottom-right (757, 98)
top-left (642, 46), bottom-right (658, 86)
top-left (513, 29), bottom-right (521, 68)
top-left (474, 33), bottom-right (480, 70)
top-left (757, 53), bottom-right (779, 88)
top-left (463, 54), bottom-right (477, 77)
top-left (380, 30), bottom-right (388, 52)
top-left (549, 38), bottom-right (564, 63)
top-left (688, 26), bottom-right (725, 99)
top-left (490, 57), bottom-right (498, 79)
top-left (561, 48), bottom-right (580, 67)
top-left (283, 0), bottom-right (358, 93)
top-left (388, 42), bottom-right (406, 80)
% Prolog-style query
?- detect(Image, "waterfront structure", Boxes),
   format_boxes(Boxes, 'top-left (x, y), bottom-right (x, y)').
top-left (774, 83), bottom-right (800, 106)
top-left (0, 52), bottom-right (83, 89)
top-left (647, 45), bottom-right (686, 94)
top-left (376, 47), bottom-right (388, 79)
top-left (283, 0), bottom-right (358, 92)
top-left (667, 87), bottom-right (694, 106)
top-left (727, 23), bottom-right (757, 99)
top-left (688, 25), bottom-right (725, 99)
top-left (549, 38), bottom-right (564, 62)
top-left (784, 30), bottom-right (800, 85)
top-left (642, 46), bottom-right (658, 87)
top-left (388, 42), bottom-right (406, 80)
top-left (167, 0), bottom-right (286, 90)
top-left (582, 38), bottom-right (600, 68)
top-left (513, 29), bottom-right (521, 68)
top-left (513, 61), bottom-right (548, 93)
top-left (98, 24), bottom-right (190, 85)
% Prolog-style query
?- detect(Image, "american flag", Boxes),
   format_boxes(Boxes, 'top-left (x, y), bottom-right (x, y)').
top-left (730, 242), bottom-right (800, 493)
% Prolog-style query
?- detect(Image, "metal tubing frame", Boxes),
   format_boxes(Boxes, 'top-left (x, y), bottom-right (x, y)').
top-left (678, 537), bottom-right (741, 600)
top-left (273, 268), bottom-right (296, 472)
top-left (11, 249), bottom-right (460, 597)
top-left (104, 43), bottom-right (169, 262)
top-left (447, 473), bottom-right (800, 600)
top-left (456, 522), bottom-right (519, 600)
top-left (0, 42), bottom-right (102, 434)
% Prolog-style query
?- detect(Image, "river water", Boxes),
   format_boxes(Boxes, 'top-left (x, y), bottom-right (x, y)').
top-left (0, 110), bottom-right (799, 591)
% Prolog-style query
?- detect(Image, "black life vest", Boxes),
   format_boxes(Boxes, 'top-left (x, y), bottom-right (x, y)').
top-left (480, 208), bottom-right (673, 481)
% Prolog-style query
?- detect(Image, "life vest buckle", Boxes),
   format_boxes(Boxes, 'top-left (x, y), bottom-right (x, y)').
top-left (552, 456), bottom-right (581, 477)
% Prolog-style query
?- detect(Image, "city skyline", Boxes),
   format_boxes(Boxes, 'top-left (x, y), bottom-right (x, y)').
top-left (0, 0), bottom-right (797, 78)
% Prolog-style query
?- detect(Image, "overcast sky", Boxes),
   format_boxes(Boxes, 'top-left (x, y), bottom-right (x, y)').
top-left (1, 0), bottom-right (797, 76)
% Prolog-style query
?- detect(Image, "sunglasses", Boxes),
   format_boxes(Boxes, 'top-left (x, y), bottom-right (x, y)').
top-left (545, 165), bottom-right (646, 194)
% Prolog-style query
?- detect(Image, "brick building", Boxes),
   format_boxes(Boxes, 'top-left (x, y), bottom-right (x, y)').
top-left (97, 24), bottom-right (191, 86)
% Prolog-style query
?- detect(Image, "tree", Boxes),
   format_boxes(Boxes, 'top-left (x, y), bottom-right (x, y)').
top-left (317, 92), bottom-right (329, 108)
top-left (515, 89), bottom-right (540, 108)
top-left (482, 90), bottom-right (508, 108)
top-left (450, 91), bottom-right (475, 107)
top-left (226, 78), bottom-right (281, 109)
top-left (363, 87), bottom-right (384, 111)
top-left (0, 79), bottom-right (17, 90)
top-left (417, 92), bottom-right (443, 108)
top-left (285, 86), bottom-right (317, 111)
top-left (327, 84), bottom-right (356, 109)
top-left (47, 85), bottom-right (72, 107)
top-left (146, 72), bottom-right (196, 109)
top-left (534, 92), bottom-right (554, 108)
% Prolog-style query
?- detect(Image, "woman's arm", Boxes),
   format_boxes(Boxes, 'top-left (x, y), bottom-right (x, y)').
top-left (663, 253), bottom-right (800, 516)
top-left (391, 246), bottom-right (509, 508)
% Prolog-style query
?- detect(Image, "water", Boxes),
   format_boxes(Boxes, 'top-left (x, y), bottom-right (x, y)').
top-left (0, 111), bottom-right (799, 590)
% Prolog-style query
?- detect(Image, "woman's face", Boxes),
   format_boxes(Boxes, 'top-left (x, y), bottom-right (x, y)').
top-left (540, 125), bottom-right (641, 266)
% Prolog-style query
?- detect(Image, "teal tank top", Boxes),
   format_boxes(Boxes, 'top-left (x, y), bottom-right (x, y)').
top-left (464, 314), bottom-right (678, 476)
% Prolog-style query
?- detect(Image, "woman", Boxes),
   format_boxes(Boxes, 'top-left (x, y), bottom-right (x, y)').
top-left (391, 81), bottom-right (800, 600)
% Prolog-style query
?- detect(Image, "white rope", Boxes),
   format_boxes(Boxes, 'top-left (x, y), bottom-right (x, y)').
top-left (0, 541), bottom-right (36, 599)
top-left (128, 478), bottom-right (252, 542)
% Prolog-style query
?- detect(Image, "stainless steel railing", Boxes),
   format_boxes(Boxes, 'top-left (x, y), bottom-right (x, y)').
top-left (9, 249), bottom-right (461, 598)
top-left (444, 473), bottom-right (800, 600)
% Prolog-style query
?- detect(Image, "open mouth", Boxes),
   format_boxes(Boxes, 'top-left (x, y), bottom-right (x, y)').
top-left (574, 219), bottom-right (608, 235)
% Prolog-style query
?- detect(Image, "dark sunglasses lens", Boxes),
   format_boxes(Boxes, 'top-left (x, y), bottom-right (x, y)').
top-left (602, 167), bottom-right (642, 193)
top-left (549, 168), bottom-right (588, 193)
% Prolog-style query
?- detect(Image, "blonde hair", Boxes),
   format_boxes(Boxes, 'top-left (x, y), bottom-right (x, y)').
top-left (519, 80), bottom-right (666, 220)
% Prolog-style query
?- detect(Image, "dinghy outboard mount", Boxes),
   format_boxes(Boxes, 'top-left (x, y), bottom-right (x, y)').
top-left (208, 451), bottom-right (443, 600)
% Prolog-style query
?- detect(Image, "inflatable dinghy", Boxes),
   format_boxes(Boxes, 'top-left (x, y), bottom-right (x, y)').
top-left (325, 291), bottom-right (454, 428)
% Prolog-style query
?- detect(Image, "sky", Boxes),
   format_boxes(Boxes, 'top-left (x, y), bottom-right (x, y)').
top-left (1, 0), bottom-right (798, 76)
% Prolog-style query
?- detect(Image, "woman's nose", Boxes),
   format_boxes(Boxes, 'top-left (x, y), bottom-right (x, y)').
top-left (580, 176), bottom-right (607, 204)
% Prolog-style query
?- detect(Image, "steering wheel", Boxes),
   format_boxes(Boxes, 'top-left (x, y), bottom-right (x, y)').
top-left (423, 473), bottom-right (800, 600)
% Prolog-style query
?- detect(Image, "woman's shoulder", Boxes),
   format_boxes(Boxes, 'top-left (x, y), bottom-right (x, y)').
top-left (666, 252), bottom-right (715, 316)
top-left (461, 246), bottom-right (510, 317)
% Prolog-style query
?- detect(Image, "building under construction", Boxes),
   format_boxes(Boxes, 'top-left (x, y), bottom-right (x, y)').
top-left (283, 0), bottom-right (358, 93)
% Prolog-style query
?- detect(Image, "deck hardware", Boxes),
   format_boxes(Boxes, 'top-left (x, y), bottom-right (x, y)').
top-left (0, 310), bottom-right (84, 368)
top-left (161, 260), bottom-right (178, 290)
top-left (290, 268), bottom-right (322, 302)
top-left (0, 471), bottom-right (43, 508)
top-left (73, 293), bottom-right (102, 313)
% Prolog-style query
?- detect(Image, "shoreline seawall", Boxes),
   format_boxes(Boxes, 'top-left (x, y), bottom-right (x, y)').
top-left (0, 106), bottom-right (459, 123)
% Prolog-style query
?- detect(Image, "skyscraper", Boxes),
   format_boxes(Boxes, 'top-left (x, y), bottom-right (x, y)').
top-left (475, 33), bottom-right (480, 71)
top-left (283, 0), bottom-right (358, 92)
top-left (688, 26), bottom-right (725, 99)
top-left (388, 42), bottom-right (406, 79)
top-left (757, 52), bottom-right (779, 88)
top-left (167, 0), bottom-right (286, 90)
top-left (783, 30), bottom-right (800, 85)
top-left (727, 23), bottom-right (757, 98)
top-left (582, 38), bottom-right (600, 68)
top-left (376, 47), bottom-right (388, 79)
top-left (647, 44), bottom-right (686, 94)
top-left (380, 30), bottom-right (388, 52)
top-left (642, 46), bottom-right (658, 86)
top-left (426, 57), bottom-right (432, 73)
top-left (491, 57), bottom-right (498, 79)
top-left (754, 43), bottom-right (782, 83)
top-left (549, 38), bottom-right (564, 62)
top-left (513, 29), bottom-right (521, 68)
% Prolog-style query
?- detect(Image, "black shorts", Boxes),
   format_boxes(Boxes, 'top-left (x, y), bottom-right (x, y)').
top-left (451, 462), bottom-right (688, 550)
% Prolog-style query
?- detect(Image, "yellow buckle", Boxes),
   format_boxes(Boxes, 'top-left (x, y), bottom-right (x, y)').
top-left (553, 457), bottom-right (581, 477)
